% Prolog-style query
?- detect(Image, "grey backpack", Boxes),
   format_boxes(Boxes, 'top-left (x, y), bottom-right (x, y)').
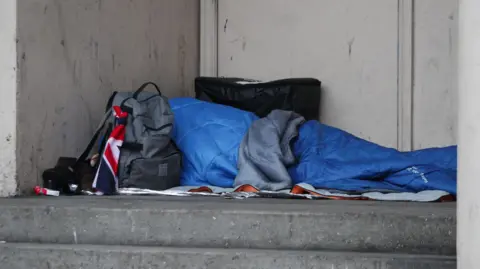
top-left (78, 82), bottom-right (181, 193)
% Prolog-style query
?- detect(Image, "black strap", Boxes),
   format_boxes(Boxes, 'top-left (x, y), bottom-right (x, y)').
top-left (105, 91), bottom-right (118, 112)
top-left (72, 108), bottom-right (112, 169)
top-left (144, 123), bottom-right (173, 132)
top-left (121, 142), bottom-right (143, 151)
top-left (132, 82), bottom-right (162, 99)
top-left (120, 105), bottom-right (133, 114)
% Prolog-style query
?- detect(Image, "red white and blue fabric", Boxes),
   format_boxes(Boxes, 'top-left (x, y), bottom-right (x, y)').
top-left (93, 106), bottom-right (128, 195)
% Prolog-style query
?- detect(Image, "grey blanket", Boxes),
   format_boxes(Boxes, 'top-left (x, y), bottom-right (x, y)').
top-left (234, 110), bottom-right (305, 191)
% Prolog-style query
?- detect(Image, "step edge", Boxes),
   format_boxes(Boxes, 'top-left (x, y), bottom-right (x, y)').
top-left (0, 242), bottom-right (457, 261)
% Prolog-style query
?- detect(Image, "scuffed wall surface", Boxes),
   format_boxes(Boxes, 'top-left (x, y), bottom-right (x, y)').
top-left (16, 0), bottom-right (199, 193)
top-left (217, 0), bottom-right (459, 150)
top-left (218, 0), bottom-right (400, 147)
top-left (0, 0), bottom-right (17, 196)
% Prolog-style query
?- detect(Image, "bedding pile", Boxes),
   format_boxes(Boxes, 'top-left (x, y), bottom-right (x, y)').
top-left (166, 97), bottom-right (457, 201)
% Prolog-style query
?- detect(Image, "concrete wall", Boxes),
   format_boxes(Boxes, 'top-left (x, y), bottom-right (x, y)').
top-left (0, 0), bottom-right (18, 197)
top-left (413, 0), bottom-right (458, 149)
top-left (217, 0), bottom-right (458, 150)
top-left (458, 0), bottom-right (480, 266)
top-left (15, 0), bottom-right (199, 194)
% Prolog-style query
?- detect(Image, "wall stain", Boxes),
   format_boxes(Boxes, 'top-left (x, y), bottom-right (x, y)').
top-left (242, 38), bottom-right (247, 51)
top-left (53, 0), bottom-right (75, 75)
top-left (17, 48), bottom-right (27, 101)
top-left (448, 28), bottom-right (452, 56)
top-left (94, 41), bottom-right (99, 59)
top-left (229, 37), bottom-right (247, 51)
top-left (29, 146), bottom-right (35, 185)
top-left (35, 111), bottom-right (49, 185)
top-left (54, 106), bottom-right (65, 115)
top-left (348, 37), bottom-right (355, 59)
top-left (153, 47), bottom-right (159, 62)
top-left (427, 58), bottom-right (440, 71)
top-left (224, 19), bottom-right (228, 33)
top-left (75, 60), bottom-right (84, 87)
top-left (72, 60), bottom-right (77, 85)
top-left (177, 35), bottom-right (187, 96)
top-left (229, 37), bottom-right (240, 43)
top-left (112, 54), bottom-right (116, 71)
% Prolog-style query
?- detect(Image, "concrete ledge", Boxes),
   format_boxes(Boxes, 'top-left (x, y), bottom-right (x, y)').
top-left (0, 243), bottom-right (456, 269)
top-left (0, 196), bottom-right (456, 255)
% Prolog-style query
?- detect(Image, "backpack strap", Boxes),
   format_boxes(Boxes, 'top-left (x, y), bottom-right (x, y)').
top-left (74, 91), bottom-right (119, 168)
top-left (105, 91), bottom-right (118, 112)
top-left (72, 107), bottom-right (112, 170)
top-left (132, 82), bottom-right (162, 99)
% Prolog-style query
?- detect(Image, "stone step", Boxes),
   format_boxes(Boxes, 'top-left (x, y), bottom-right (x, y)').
top-left (0, 243), bottom-right (456, 269)
top-left (0, 196), bottom-right (456, 255)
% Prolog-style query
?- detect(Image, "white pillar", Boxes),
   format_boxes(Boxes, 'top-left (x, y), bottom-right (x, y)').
top-left (458, 0), bottom-right (480, 267)
top-left (0, 0), bottom-right (18, 197)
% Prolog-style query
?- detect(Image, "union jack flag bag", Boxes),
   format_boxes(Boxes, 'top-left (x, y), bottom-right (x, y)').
top-left (92, 106), bottom-right (128, 194)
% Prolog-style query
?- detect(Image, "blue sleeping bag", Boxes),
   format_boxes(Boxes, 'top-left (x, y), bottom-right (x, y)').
top-left (169, 98), bottom-right (457, 195)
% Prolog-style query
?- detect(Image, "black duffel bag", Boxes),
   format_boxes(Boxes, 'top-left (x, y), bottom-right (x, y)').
top-left (195, 77), bottom-right (321, 120)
